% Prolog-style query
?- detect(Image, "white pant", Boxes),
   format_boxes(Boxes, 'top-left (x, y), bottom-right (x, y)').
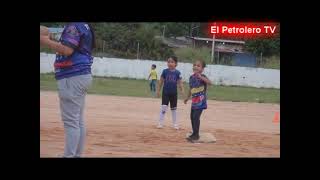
top-left (57, 74), bottom-right (92, 157)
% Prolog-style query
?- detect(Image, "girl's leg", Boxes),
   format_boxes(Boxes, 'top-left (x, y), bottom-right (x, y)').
top-left (193, 109), bottom-right (203, 137)
top-left (190, 109), bottom-right (196, 134)
top-left (158, 105), bottom-right (168, 127)
top-left (170, 94), bottom-right (178, 128)
top-left (149, 81), bottom-right (153, 91)
top-left (171, 108), bottom-right (178, 129)
top-left (158, 94), bottom-right (169, 127)
top-left (150, 80), bottom-right (154, 91)
top-left (151, 80), bottom-right (156, 96)
top-left (153, 80), bottom-right (157, 92)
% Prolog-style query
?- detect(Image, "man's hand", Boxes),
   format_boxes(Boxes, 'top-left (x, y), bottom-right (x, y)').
top-left (184, 98), bottom-right (188, 104)
top-left (40, 26), bottom-right (49, 36)
top-left (40, 36), bottom-right (74, 56)
top-left (40, 35), bottom-right (50, 45)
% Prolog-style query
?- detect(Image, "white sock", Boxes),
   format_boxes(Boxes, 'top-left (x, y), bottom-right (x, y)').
top-left (159, 105), bottom-right (168, 125)
top-left (171, 109), bottom-right (178, 126)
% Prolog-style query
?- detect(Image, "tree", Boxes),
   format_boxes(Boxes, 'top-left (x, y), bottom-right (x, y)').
top-left (244, 37), bottom-right (280, 57)
top-left (90, 22), bottom-right (174, 60)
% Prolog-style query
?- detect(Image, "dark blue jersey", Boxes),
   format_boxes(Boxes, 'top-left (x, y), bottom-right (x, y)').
top-left (161, 68), bottom-right (182, 95)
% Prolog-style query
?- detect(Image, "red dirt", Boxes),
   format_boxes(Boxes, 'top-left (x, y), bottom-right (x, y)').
top-left (40, 91), bottom-right (280, 157)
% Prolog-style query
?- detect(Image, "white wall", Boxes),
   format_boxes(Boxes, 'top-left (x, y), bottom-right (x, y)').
top-left (40, 53), bottom-right (280, 89)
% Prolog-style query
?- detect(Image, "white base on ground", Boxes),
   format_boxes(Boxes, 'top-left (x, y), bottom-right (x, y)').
top-left (186, 132), bottom-right (217, 143)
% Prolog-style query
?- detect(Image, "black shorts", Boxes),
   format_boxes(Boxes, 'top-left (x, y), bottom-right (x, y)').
top-left (162, 93), bottom-right (177, 110)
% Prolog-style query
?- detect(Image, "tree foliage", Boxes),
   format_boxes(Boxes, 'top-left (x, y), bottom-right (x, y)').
top-left (41, 22), bottom-right (280, 60)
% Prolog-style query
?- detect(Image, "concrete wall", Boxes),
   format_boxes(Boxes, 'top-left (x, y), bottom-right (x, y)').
top-left (40, 53), bottom-right (280, 89)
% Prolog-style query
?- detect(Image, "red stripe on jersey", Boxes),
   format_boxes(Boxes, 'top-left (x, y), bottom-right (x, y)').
top-left (54, 60), bottom-right (73, 68)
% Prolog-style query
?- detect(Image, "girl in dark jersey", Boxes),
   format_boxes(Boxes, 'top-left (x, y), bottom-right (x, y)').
top-left (156, 56), bottom-right (185, 130)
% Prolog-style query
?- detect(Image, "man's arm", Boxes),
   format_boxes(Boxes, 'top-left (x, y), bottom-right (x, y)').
top-left (40, 35), bottom-right (74, 56)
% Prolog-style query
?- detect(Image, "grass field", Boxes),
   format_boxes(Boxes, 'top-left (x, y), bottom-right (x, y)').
top-left (40, 73), bottom-right (280, 104)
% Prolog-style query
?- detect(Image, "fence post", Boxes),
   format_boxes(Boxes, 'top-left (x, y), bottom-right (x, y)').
top-left (103, 40), bottom-right (105, 53)
top-left (211, 34), bottom-right (215, 63)
top-left (137, 41), bottom-right (139, 59)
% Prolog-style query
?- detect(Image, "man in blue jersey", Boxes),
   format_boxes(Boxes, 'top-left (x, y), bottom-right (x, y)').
top-left (40, 23), bottom-right (95, 157)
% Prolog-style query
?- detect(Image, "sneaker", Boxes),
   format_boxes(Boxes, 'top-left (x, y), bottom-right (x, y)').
top-left (192, 135), bottom-right (200, 140)
top-left (56, 154), bottom-right (65, 158)
top-left (186, 136), bottom-right (194, 142)
top-left (173, 124), bottom-right (179, 130)
top-left (186, 134), bottom-right (200, 143)
top-left (57, 154), bottom-right (80, 158)
top-left (187, 133), bottom-right (194, 138)
top-left (157, 124), bottom-right (163, 129)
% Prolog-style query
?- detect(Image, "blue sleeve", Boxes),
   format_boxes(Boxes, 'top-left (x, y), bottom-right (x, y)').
top-left (177, 71), bottom-right (182, 80)
top-left (161, 69), bottom-right (166, 79)
top-left (60, 24), bottom-right (82, 49)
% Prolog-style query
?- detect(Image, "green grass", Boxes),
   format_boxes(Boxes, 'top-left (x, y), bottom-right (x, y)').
top-left (40, 46), bottom-right (55, 54)
top-left (40, 73), bottom-right (280, 104)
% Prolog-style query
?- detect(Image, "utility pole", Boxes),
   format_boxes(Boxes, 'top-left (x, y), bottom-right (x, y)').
top-left (102, 40), bottom-right (105, 53)
top-left (191, 25), bottom-right (200, 49)
top-left (211, 33), bottom-right (215, 63)
top-left (162, 25), bottom-right (166, 39)
top-left (211, 22), bottom-right (216, 63)
top-left (137, 41), bottom-right (139, 59)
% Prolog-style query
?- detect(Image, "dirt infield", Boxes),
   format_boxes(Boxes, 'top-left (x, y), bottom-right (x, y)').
top-left (40, 91), bottom-right (280, 157)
